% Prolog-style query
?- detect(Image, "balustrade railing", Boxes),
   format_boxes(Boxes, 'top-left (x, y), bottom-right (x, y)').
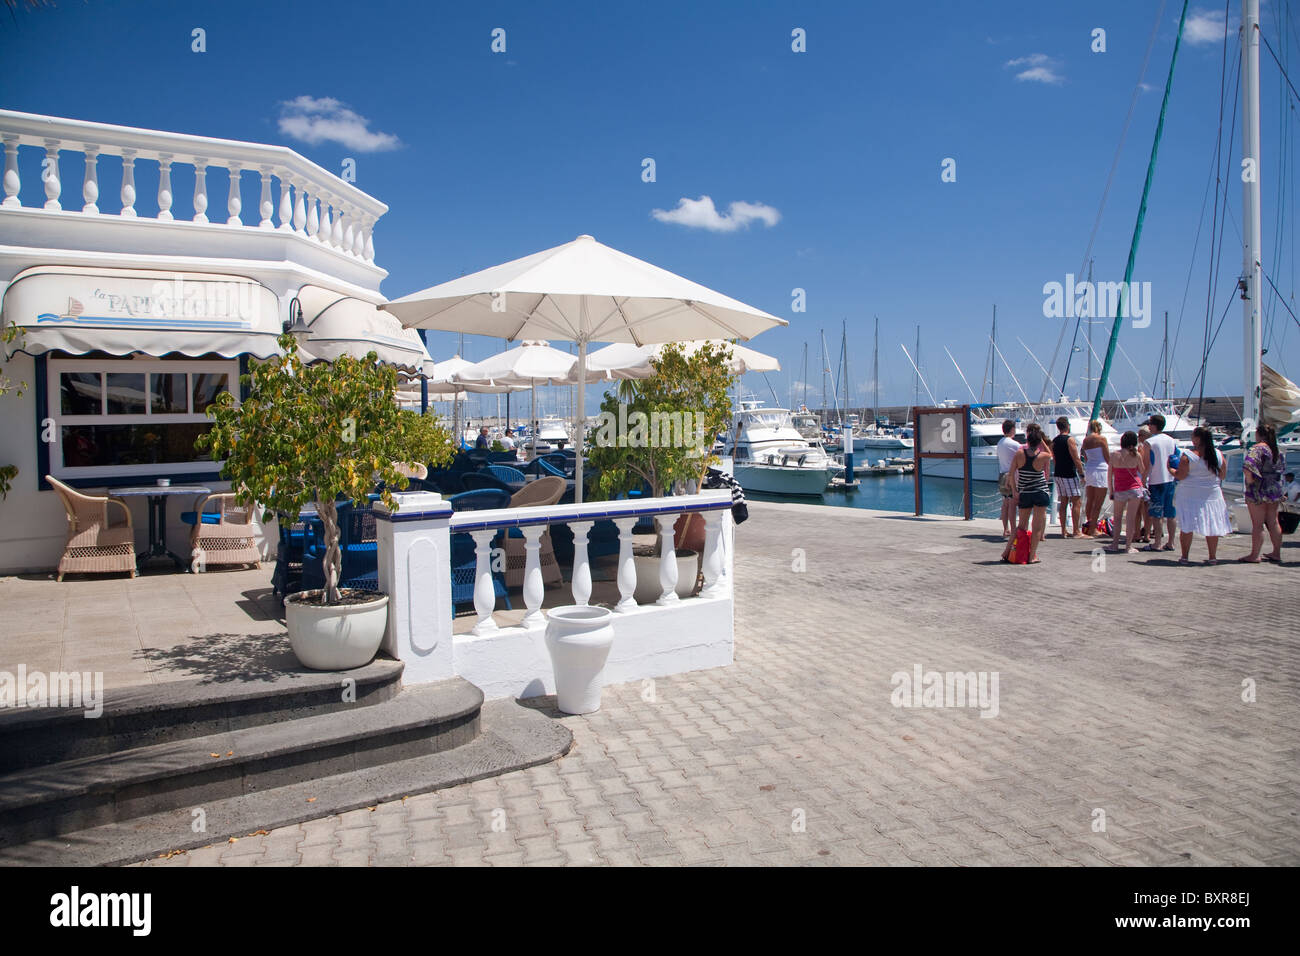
top-left (446, 491), bottom-right (733, 636)
top-left (0, 109), bottom-right (385, 263)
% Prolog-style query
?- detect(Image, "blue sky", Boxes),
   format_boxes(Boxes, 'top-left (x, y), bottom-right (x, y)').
top-left (3, 0), bottom-right (1297, 416)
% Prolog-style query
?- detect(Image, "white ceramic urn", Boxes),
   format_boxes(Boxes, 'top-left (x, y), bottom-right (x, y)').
top-left (544, 605), bottom-right (615, 714)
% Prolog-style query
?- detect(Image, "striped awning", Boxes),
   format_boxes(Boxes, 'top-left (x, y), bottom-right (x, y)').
top-left (1, 265), bottom-right (282, 359)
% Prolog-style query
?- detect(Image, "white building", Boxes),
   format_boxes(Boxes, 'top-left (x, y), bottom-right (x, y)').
top-left (0, 109), bottom-right (429, 574)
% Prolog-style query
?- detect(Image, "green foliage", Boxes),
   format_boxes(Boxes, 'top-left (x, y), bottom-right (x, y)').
top-left (198, 334), bottom-right (455, 604)
top-left (490, 440), bottom-right (506, 452)
top-left (587, 341), bottom-right (734, 500)
top-left (0, 325), bottom-right (27, 499)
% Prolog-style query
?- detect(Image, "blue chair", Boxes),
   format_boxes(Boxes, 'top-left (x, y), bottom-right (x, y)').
top-left (460, 471), bottom-right (514, 494)
top-left (300, 499), bottom-right (381, 593)
top-left (485, 464), bottom-right (527, 485)
top-left (448, 489), bottom-right (511, 610)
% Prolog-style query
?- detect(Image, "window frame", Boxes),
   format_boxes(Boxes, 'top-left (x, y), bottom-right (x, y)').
top-left (45, 355), bottom-right (239, 482)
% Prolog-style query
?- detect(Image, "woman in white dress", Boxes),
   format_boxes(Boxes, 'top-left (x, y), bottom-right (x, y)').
top-left (1173, 426), bottom-right (1231, 565)
top-left (1080, 420), bottom-right (1110, 537)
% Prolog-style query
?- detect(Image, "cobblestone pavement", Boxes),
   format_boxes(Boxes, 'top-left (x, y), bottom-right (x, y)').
top-left (138, 503), bottom-right (1300, 866)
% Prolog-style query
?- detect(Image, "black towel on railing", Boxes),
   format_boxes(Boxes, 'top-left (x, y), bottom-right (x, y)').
top-left (704, 467), bottom-right (748, 525)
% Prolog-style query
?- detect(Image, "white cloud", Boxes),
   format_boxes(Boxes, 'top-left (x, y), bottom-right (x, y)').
top-left (1005, 53), bottom-right (1065, 85)
top-left (650, 195), bottom-right (781, 232)
top-left (1184, 8), bottom-right (1229, 46)
top-left (277, 96), bottom-right (401, 152)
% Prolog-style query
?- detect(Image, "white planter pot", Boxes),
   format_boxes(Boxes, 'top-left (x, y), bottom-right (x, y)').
top-left (544, 605), bottom-right (615, 714)
top-left (632, 551), bottom-right (698, 604)
top-left (285, 590), bottom-right (390, 671)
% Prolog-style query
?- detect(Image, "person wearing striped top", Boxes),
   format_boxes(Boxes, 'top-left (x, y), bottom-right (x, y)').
top-left (1000, 423), bottom-right (1053, 564)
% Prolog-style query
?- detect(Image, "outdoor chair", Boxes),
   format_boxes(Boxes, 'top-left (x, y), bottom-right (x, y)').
top-left (46, 475), bottom-right (137, 581)
top-left (300, 498), bottom-right (381, 593)
top-left (459, 471), bottom-right (514, 494)
top-left (502, 476), bottom-right (566, 589)
top-left (448, 489), bottom-right (511, 611)
top-left (485, 464), bottom-right (527, 485)
top-left (182, 492), bottom-right (261, 573)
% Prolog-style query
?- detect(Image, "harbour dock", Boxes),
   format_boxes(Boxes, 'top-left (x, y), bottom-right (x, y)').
top-left (6, 498), bottom-right (1292, 866)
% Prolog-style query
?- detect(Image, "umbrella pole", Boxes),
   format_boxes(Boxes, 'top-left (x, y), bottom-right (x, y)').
top-left (531, 379), bottom-right (537, 461)
top-left (574, 338), bottom-right (586, 503)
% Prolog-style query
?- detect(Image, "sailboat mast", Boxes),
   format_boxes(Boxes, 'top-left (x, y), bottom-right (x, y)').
top-left (913, 326), bottom-right (921, 409)
top-left (1242, 0), bottom-right (1263, 432)
top-left (991, 306), bottom-right (997, 404)
top-left (801, 342), bottom-right (809, 408)
top-left (873, 316), bottom-right (880, 424)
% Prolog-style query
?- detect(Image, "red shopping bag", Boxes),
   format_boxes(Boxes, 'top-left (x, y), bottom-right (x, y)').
top-left (1009, 528), bottom-right (1031, 565)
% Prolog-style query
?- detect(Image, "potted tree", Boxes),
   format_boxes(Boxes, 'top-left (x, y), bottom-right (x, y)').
top-left (199, 334), bottom-right (454, 670)
top-left (586, 341), bottom-right (734, 602)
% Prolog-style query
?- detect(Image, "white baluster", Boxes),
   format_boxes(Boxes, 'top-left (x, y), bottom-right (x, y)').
top-left (42, 141), bottom-right (61, 210)
top-left (363, 220), bottom-right (375, 261)
top-left (1, 137), bottom-right (19, 207)
top-left (192, 159), bottom-right (208, 223)
top-left (292, 182), bottom-right (306, 233)
top-left (700, 510), bottom-right (725, 597)
top-left (226, 164), bottom-right (242, 225)
top-left (306, 194), bottom-right (319, 239)
top-left (341, 206), bottom-right (355, 255)
top-left (277, 175), bottom-right (293, 230)
top-left (469, 529), bottom-right (499, 635)
top-left (81, 146), bottom-right (99, 214)
top-left (570, 521), bottom-right (593, 606)
top-left (318, 199), bottom-right (334, 247)
top-left (331, 205), bottom-right (345, 247)
top-left (156, 155), bottom-right (173, 220)
top-left (613, 516), bottom-right (638, 611)
top-left (656, 516), bottom-right (679, 605)
top-left (258, 167), bottom-right (273, 227)
top-left (521, 524), bottom-right (546, 626)
top-left (351, 214), bottom-right (365, 256)
top-left (120, 149), bottom-right (137, 217)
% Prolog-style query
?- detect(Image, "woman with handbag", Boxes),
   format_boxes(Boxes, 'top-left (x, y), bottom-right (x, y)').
top-left (1001, 423), bottom-right (1052, 564)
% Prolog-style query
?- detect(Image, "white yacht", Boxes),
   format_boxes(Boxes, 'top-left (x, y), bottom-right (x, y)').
top-left (857, 422), bottom-right (914, 456)
top-left (726, 402), bottom-right (839, 496)
top-left (1110, 395), bottom-right (1204, 445)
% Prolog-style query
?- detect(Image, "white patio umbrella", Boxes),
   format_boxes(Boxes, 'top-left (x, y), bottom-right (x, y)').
top-left (572, 339), bottom-right (781, 383)
top-left (425, 354), bottom-right (526, 445)
top-left (451, 341), bottom-right (594, 456)
top-left (383, 234), bottom-right (787, 501)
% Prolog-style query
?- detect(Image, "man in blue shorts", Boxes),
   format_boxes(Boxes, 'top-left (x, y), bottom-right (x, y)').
top-left (1142, 413), bottom-right (1178, 552)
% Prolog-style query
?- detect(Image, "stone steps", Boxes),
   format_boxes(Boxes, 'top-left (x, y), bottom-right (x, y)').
top-left (0, 699), bottom-right (571, 867)
top-left (0, 658), bottom-right (572, 865)
top-left (0, 657), bottom-right (406, 770)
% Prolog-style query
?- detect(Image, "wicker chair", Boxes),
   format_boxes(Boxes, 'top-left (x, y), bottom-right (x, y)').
top-left (503, 476), bottom-right (566, 589)
top-left (185, 492), bottom-right (261, 573)
top-left (46, 476), bottom-right (137, 581)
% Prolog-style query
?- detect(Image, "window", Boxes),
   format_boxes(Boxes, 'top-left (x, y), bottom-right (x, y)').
top-left (47, 357), bottom-right (238, 480)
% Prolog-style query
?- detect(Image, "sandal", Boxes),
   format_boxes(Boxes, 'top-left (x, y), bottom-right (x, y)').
top-left (1027, 558), bottom-right (1041, 564)
top-left (1140, 544), bottom-right (1160, 552)
top-left (1206, 558), bottom-right (1218, 566)
top-left (1238, 556), bottom-right (1262, 563)
top-left (1263, 554), bottom-right (1282, 564)
top-left (1177, 557), bottom-right (1189, 565)
top-left (1161, 543), bottom-right (1175, 551)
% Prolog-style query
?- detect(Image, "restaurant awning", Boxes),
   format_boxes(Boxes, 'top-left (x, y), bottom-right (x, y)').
top-left (294, 285), bottom-right (432, 376)
top-left (1, 265), bottom-right (282, 359)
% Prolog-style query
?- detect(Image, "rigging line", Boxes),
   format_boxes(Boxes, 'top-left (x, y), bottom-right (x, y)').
top-left (1262, 269), bottom-right (1300, 333)
top-left (1189, 294), bottom-right (1238, 410)
top-left (1043, 0), bottom-right (1168, 404)
top-left (1261, 30), bottom-right (1300, 105)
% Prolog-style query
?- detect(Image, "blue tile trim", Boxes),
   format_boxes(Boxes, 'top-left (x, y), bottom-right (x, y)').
top-left (446, 497), bottom-right (730, 533)
top-left (374, 506), bottom-right (454, 523)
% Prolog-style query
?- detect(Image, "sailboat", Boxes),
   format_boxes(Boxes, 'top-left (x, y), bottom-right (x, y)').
top-left (858, 317), bottom-right (914, 455)
top-left (1217, 1), bottom-right (1300, 523)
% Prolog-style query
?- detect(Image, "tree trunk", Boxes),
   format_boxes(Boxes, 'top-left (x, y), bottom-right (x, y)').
top-left (317, 498), bottom-right (341, 605)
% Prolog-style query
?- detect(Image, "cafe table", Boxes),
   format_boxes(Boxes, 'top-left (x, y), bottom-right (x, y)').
top-left (108, 483), bottom-right (211, 570)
